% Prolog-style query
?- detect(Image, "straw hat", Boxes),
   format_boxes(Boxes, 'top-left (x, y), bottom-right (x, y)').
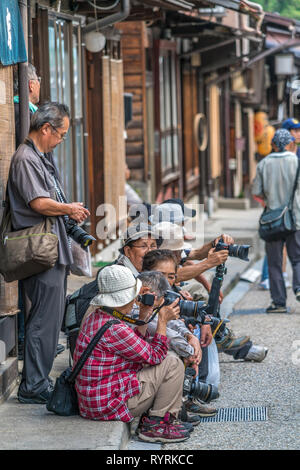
top-left (90, 265), bottom-right (142, 308)
top-left (152, 222), bottom-right (192, 251)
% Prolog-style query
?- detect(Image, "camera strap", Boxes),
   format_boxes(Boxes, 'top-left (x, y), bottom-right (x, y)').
top-left (101, 306), bottom-right (160, 326)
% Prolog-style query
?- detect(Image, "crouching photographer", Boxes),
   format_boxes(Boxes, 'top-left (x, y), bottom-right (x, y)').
top-left (73, 264), bottom-right (191, 444)
top-left (142, 249), bottom-right (220, 419)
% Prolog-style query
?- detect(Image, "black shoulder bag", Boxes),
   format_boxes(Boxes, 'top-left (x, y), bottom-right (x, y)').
top-left (46, 319), bottom-right (120, 416)
top-left (259, 160), bottom-right (300, 242)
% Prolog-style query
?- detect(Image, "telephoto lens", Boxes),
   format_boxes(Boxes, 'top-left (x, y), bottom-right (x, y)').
top-left (183, 367), bottom-right (219, 403)
top-left (65, 218), bottom-right (96, 250)
top-left (215, 239), bottom-right (250, 261)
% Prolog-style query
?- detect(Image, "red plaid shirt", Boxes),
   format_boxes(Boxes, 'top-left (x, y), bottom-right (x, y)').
top-left (73, 308), bottom-right (170, 422)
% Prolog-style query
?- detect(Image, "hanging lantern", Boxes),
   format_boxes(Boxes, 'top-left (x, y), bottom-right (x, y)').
top-left (85, 31), bottom-right (106, 53)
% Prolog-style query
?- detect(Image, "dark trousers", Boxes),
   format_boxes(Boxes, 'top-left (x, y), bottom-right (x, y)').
top-left (19, 263), bottom-right (67, 395)
top-left (266, 230), bottom-right (300, 306)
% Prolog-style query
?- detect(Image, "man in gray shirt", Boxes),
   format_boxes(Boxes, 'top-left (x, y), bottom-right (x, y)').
top-left (252, 128), bottom-right (300, 313)
top-left (7, 102), bottom-right (90, 404)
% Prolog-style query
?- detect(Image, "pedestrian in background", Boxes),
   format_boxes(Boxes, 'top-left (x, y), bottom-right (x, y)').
top-left (252, 128), bottom-right (300, 313)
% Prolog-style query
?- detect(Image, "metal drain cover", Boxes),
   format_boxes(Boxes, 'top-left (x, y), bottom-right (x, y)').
top-left (199, 406), bottom-right (268, 423)
top-left (231, 308), bottom-right (291, 315)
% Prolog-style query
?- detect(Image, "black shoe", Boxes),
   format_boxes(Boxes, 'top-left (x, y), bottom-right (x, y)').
top-left (295, 289), bottom-right (300, 302)
top-left (178, 407), bottom-right (201, 426)
top-left (266, 303), bottom-right (287, 314)
top-left (55, 344), bottom-right (65, 357)
top-left (17, 387), bottom-right (52, 404)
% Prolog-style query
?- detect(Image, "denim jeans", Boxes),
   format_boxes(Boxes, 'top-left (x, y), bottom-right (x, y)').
top-left (261, 255), bottom-right (269, 282)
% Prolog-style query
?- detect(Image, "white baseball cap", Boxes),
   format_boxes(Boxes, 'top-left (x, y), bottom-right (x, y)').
top-left (90, 265), bottom-right (142, 308)
top-left (149, 203), bottom-right (187, 225)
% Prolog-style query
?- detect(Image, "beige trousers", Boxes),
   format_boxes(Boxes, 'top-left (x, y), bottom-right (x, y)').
top-left (127, 352), bottom-right (184, 418)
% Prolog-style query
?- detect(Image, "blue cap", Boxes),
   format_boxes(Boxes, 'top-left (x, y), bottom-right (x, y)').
top-left (282, 118), bottom-right (300, 130)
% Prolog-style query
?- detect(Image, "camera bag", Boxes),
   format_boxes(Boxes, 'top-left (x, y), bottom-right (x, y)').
top-left (0, 195), bottom-right (58, 282)
top-left (259, 160), bottom-right (300, 242)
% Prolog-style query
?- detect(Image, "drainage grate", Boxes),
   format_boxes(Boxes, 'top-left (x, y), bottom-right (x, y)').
top-left (199, 406), bottom-right (268, 423)
top-left (231, 307), bottom-right (291, 315)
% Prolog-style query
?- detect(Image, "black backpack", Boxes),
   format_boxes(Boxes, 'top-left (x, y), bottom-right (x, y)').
top-left (63, 276), bottom-right (98, 357)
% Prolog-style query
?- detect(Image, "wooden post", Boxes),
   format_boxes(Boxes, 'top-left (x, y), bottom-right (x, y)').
top-left (0, 64), bottom-right (19, 402)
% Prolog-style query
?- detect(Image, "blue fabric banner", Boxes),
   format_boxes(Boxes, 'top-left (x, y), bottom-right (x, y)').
top-left (0, 0), bottom-right (27, 65)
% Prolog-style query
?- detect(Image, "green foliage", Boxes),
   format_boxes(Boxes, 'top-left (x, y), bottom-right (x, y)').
top-left (256, 0), bottom-right (300, 20)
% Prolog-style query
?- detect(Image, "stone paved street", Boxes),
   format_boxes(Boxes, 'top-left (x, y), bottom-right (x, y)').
top-left (162, 263), bottom-right (300, 451)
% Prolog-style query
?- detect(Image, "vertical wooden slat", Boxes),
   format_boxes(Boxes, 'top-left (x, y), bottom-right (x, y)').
top-left (0, 65), bottom-right (18, 316)
top-left (209, 84), bottom-right (221, 179)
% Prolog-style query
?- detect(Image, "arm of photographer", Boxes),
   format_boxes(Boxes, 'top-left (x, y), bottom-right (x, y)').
top-left (176, 248), bottom-right (229, 283)
top-left (29, 197), bottom-right (90, 223)
top-left (186, 233), bottom-right (234, 261)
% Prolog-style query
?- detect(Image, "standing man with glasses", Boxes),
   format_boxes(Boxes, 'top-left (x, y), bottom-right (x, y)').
top-left (7, 102), bottom-right (90, 404)
top-left (14, 63), bottom-right (41, 361)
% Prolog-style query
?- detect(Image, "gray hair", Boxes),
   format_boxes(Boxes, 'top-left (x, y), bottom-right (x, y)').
top-left (138, 271), bottom-right (170, 299)
top-left (13, 63), bottom-right (38, 94)
top-left (29, 101), bottom-right (70, 132)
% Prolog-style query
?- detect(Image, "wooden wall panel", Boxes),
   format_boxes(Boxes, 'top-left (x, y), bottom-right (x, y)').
top-left (117, 21), bottom-right (148, 182)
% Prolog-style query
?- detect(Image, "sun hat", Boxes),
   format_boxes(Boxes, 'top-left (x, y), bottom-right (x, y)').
top-left (152, 222), bottom-right (192, 251)
top-left (149, 203), bottom-right (187, 225)
top-left (90, 265), bottom-right (142, 308)
top-left (271, 128), bottom-right (295, 152)
top-left (162, 198), bottom-right (196, 218)
top-left (120, 222), bottom-right (159, 249)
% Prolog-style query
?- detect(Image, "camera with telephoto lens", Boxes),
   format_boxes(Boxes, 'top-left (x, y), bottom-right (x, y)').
top-left (65, 217), bottom-right (96, 251)
top-left (215, 238), bottom-right (250, 261)
top-left (163, 290), bottom-right (207, 321)
top-left (183, 367), bottom-right (219, 403)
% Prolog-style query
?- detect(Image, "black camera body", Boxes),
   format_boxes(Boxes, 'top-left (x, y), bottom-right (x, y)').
top-left (183, 367), bottom-right (219, 403)
top-left (65, 217), bottom-right (96, 251)
top-left (137, 293), bottom-right (156, 306)
top-left (215, 238), bottom-right (250, 261)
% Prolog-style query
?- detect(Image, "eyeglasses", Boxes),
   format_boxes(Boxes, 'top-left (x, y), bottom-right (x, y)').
top-left (30, 76), bottom-right (41, 84)
top-left (131, 243), bottom-right (157, 251)
top-left (49, 123), bottom-right (68, 141)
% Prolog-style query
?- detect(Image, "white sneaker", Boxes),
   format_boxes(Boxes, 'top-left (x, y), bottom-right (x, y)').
top-left (244, 345), bottom-right (268, 362)
top-left (259, 279), bottom-right (269, 290)
top-left (283, 272), bottom-right (291, 288)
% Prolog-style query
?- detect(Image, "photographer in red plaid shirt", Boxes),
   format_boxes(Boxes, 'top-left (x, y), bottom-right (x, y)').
top-left (73, 264), bottom-right (191, 444)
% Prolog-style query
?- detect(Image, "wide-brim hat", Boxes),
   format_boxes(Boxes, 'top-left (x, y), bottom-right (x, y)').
top-left (152, 222), bottom-right (192, 251)
top-left (90, 265), bottom-right (142, 308)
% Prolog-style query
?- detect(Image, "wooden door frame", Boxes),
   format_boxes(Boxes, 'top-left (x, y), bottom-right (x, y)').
top-left (153, 39), bottom-right (183, 199)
